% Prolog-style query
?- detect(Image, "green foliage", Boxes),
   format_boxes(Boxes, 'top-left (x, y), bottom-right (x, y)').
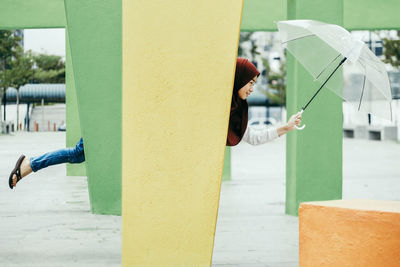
top-left (260, 57), bottom-right (286, 106)
top-left (33, 54), bottom-right (64, 71)
top-left (34, 68), bottom-right (65, 83)
top-left (7, 51), bottom-right (35, 90)
top-left (0, 30), bottom-right (22, 95)
top-left (383, 31), bottom-right (400, 69)
top-left (0, 30), bottom-right (23, 127)
top-left (5, 50), bottom-right (35, 128)
top-left (0, 29), bottom-right (64, 129)
top-left (238, 32), bottom-right (260, 59)
top-left (238, 32), bottom-right (251, 57)
top-left (238, 32), bottom-right (286, 106)
top-left (32, 54), bottom-right (65, 83)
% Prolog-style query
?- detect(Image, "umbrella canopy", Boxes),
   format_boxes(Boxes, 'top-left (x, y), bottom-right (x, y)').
top-left (277, 19), bottom-right (392, 121)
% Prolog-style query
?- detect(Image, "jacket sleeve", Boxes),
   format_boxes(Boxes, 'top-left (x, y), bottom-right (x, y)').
top-left (241, 124), bottom-right (279, 145)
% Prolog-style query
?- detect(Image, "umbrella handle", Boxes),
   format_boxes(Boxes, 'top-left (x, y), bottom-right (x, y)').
top-left (294, 109), bottom-right (306, 130)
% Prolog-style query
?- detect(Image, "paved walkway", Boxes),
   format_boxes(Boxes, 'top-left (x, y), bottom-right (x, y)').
top-left (0, 132), bottom-right (399, 266)
top-left (0, 132), bottom-right (120, 267)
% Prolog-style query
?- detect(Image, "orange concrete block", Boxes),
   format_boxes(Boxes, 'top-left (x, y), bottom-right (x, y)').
top-left (299, 199), bottom-right (400, 267)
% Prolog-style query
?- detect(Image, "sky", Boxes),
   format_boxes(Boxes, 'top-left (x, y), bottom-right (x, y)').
top-left (21, 28), bottom-right (397, 64)
top-left (23, 28), bottom-right (66, 60)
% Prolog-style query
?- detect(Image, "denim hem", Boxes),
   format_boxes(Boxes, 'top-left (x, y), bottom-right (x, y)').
top-left (30, 157), bottom-right (38, 172)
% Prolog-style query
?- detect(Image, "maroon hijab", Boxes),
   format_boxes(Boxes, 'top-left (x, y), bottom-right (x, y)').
top-left (227, 58), bottom-right (260, 146)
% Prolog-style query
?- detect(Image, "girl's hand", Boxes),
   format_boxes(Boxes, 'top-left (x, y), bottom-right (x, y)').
top-left (286, 112), bottom-right (302, 131)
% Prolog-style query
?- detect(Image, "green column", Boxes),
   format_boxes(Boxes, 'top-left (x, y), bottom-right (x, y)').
top-left (222, 147), bottom-right (231, 181)
top-left (64, 0), bottom-right (122, 215)
top-left (285, 0), bottom-right (343, 216)
top-left (240, 0), bottom-right (286, 31)
top-left (66, 32), bottom-right (86, 176)
top-left (343, 0), bottom-right (400, 30)
top-left (0, 0), bottom-right (65, 29)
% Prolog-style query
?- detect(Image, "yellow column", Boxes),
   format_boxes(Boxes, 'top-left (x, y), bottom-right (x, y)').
top-left (122, 1), bottom-right (243, 266)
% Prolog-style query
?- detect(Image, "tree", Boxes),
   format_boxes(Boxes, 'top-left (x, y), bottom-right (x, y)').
top-left (32, 54), bottom-right (65, 83)
top-left (0, 30), bottom-right (22, 131)
top-left (238, 32), bottom-right (251, 57)
top-left (238, 32), bottom-right (260, 60)
top-left (7, 50), bottom-right (35, 130)
top-left (383, 30), bottom-right (400, 69)
top-left (260, 58), bottom-right (286, 106)
top-left (238, 32), bottom-right (286, 105)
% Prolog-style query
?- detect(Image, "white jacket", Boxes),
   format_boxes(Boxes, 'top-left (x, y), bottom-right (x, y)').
top-left (241, 125), bottom-right (279, 145)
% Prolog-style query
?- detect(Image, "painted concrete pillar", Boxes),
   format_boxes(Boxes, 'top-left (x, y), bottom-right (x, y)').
top-left (64, 0), bottom-right (122, 215)
top-left (65, 32), bottom-right (86, 176)
top-left (122, 0), bottom-right (243, 265)
top-left (222, 147), bottom-right (231, 181)
top-left (0, 0), bottom-right (65, 28)
top-left (285, 0), bottom-right (344, 216)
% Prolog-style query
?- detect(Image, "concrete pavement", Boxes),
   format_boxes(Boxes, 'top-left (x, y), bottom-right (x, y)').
top-left (0, 132), bottom-right (120, 267)
top-left (0, 132), bottom-right (399, 266)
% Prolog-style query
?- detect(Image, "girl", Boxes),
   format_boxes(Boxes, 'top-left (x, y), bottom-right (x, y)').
top-left (9, 58), bottom-right (301, 189)
top-left (227, 57), bottom-right (301, 146)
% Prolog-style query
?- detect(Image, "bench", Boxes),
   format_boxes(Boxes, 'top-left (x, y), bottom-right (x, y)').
top-left (1, 121), bottom-right (15, 134)
top-left (343, 124), bottom-right (367, 139)
top-left (367, 126), bottom-right (397, 141)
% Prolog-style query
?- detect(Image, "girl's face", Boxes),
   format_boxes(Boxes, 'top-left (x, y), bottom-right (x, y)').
top-left (238, 76), bottom-right (257, 100)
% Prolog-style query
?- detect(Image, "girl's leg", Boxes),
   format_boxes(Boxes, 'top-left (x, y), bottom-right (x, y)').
top-left (30, 138), bottom-right (85, 172)
top-left (11, 138), bottom-right (84, 187)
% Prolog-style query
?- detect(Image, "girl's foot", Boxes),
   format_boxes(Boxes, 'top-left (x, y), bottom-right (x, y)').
top-left (9, 156), bottom-right (33, 189)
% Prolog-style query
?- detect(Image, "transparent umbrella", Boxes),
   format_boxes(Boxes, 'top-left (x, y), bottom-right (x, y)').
top-left (277, 19), bottom-right (393, 130)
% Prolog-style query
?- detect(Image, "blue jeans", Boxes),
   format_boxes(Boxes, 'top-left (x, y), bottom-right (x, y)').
top-left (30, 138), bottom-right (85, 172)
